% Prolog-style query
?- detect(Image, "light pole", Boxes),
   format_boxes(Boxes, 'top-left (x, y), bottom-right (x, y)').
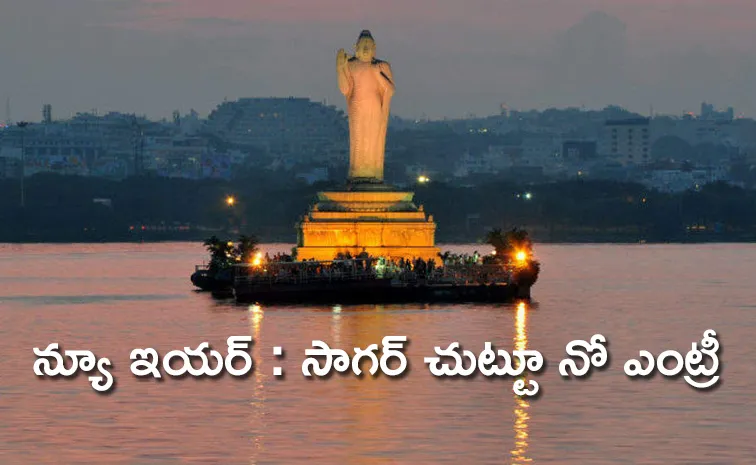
top-left (225, 195), bottom-right (239, 234)
top-left (16, 122), bottom-right (31, 208)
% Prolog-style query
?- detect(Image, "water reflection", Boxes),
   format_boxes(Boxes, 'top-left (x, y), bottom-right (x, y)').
top-left (244, 302), bottom-right (533, 463)
top-left (248, 304), bottom-right (266, 464)
top-left (511, 301), bottom-right (533, 463)
top-left (331, 305), bottom-right (342, 345)
top-left (341, 304), bottom-right (395, 464)
top-left (249, 305), bottom-right (263, 340)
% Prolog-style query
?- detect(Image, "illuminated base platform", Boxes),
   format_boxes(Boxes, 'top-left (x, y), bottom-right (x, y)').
top-left (295, 184), bottom-right (440, 261)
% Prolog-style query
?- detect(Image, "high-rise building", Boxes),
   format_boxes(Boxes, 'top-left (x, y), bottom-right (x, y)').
top-left (42, 104), bottom-right (52, 124)
top-left (601, 118), bottom-right (651, 165)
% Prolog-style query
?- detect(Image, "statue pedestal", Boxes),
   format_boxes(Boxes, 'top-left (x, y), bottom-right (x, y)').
top-left (295, 185), bottom-right (440, 261)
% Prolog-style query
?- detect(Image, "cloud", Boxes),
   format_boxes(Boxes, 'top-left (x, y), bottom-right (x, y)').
top-left (1, 1), bottom-right (756, 121)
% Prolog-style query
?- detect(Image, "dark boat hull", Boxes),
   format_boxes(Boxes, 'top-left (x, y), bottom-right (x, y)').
top-left (234, 279), bottom-right (530, 305)
top-left (191, 269), bottom-right (233, 292)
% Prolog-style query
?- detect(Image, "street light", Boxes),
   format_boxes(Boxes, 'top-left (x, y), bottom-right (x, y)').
top-left (16, 122), bottom-right (31, 208)
top-left (224, 195), bottom-right (239, 234)
top-left (417, 175), bottom-right (430, 184)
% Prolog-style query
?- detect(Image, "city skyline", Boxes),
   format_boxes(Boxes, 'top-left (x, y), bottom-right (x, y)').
top-left (0, 97), bottom-right (741, 126)
top-left (2, 1), bottom-right (756, 121)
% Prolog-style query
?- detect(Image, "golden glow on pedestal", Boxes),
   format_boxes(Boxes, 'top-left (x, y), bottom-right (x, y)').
top-left (296, 190), bottom-right (439, 261)
top-left (296, 31), bottom-right (437, 261)
top-left (511, 301), bottom-right (532, 463)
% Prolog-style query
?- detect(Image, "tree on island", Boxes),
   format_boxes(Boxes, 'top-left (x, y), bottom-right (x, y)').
top-left (485, 227), bottom-right (541, 285)
top-left (203, 234), bottom-right (262, 271)
top-left (235, 234), bottom-right (260, 263)
top-left (203, 235), bottom-right (235, 272)
top-left (485, 227), bottom-right (533, 258)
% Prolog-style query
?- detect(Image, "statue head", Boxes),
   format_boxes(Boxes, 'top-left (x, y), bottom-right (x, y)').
top-left (354, 30), bottom-right (376, 62)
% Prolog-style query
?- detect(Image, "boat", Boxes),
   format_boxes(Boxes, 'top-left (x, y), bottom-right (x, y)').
top-left (190, 264), bottom-right (234, 292)
top-left (191, 235), bottom-right (259, 293)
top-left (230, 257), bottom-right (537, 305)
top-left (191, 228), bottom-right (540, 305)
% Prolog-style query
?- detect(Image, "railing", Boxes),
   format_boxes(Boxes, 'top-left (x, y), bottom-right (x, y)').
top-left (233, 260), bottom-right (378, 287)
top-left (425, 264), bottom-right (512, 286)
top-left (232, 260), bottom-right (512, 288)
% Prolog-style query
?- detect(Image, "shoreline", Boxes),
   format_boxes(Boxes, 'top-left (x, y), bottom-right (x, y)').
top-left (1, 237), bottom-right (754, 245)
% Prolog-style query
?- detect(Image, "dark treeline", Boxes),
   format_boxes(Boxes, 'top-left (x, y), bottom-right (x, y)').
top-left (1, 173), bottom-right (755, 243)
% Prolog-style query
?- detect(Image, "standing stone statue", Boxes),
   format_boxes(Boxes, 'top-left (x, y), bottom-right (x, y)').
top-left (337, 30), bottom-right (395, 183)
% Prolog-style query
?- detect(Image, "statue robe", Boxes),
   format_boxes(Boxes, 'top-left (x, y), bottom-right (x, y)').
top-left (339, 58), bottom-right (394, 182)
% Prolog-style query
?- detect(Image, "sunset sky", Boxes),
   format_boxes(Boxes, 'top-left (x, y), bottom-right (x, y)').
top-left (2, 0), bottom-right (756, 120)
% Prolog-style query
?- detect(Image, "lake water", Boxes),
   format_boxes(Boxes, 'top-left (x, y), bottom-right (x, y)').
top-left (1, 242), bottom-right (754, 464)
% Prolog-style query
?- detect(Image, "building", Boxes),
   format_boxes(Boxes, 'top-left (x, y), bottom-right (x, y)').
top-left (643, 166), bottom-right (731, 193)
top-left (520, 133), bottom-right (562, 165)
top-left (144, 136), bottom-right (207, 178)
top-left (22, 131), bottom-right (102, 177)
top-left (452, 147), bottom-right (518, 178)
top-left (601, 118), bottom-right (651, 165)
top-left (700, 102), bottom-right (734, 122)
top-left (43, 104), bottom-right (52, 124)
top-left (562, 141), bottom-right (597, 161)
top-left (0, 147), bottom-right (21, 179)
top-left (205, 97), bottom-right (348, 158)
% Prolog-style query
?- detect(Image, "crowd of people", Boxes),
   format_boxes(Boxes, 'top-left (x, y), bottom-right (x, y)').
top-left (240, 249), bottom-right (510, 285)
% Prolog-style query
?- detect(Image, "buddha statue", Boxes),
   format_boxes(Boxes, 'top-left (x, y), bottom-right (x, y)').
top-left (337, 30), bottom-right (395, 183)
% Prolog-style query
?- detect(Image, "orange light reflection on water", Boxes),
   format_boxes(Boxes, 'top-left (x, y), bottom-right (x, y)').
top-left (248, 304), bottom-right (266, 464)
top-left (511, 301), bottom-right (533, 463)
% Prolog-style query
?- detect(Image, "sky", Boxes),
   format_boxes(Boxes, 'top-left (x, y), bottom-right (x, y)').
top-left (2, 0), bottom-right (756, 121)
